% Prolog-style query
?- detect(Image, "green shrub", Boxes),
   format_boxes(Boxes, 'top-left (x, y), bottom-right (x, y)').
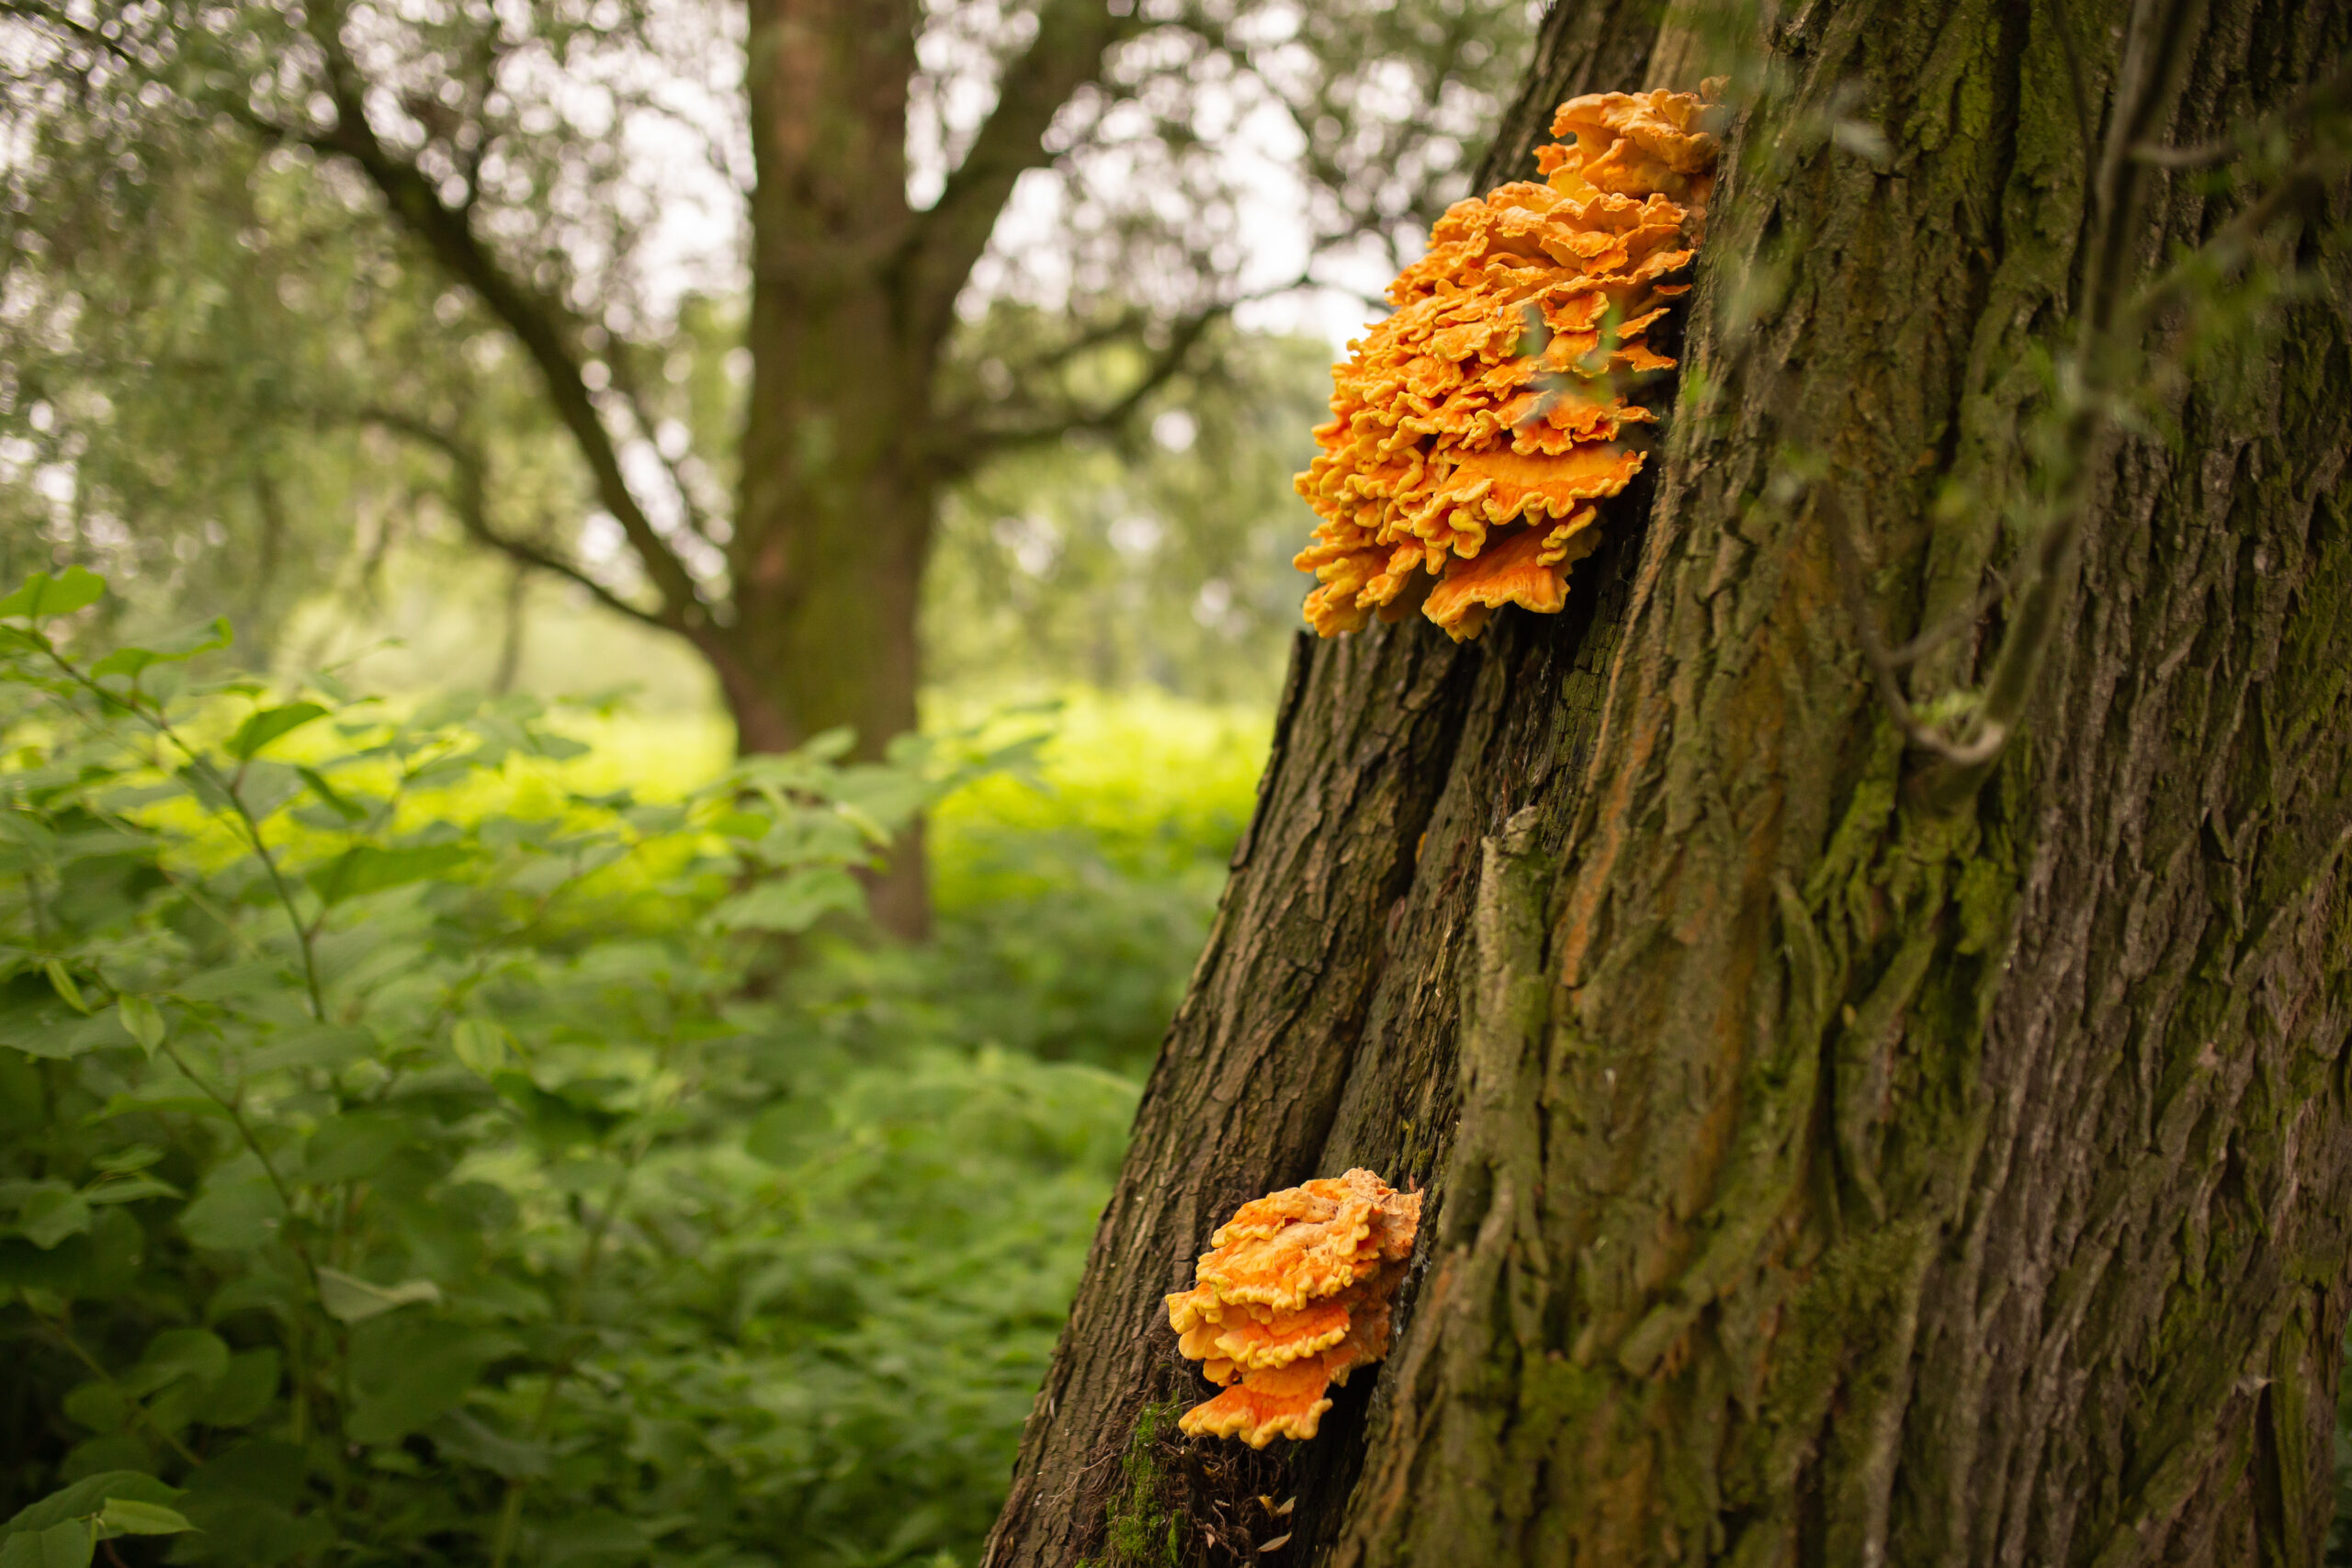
top-left (0, 570), bottom-right (1163, 1567)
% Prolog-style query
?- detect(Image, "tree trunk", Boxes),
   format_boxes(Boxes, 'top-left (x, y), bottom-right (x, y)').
top-left (985, 1), bottom-right (2352, 1562)
top-left (737, 0), bottom-right (934, 938)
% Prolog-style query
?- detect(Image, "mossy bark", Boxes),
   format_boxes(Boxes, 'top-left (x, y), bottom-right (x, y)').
top-left (985, 1), bottom-right (2352, 1562)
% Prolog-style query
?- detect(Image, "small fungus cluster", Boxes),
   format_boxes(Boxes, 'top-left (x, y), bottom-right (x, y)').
top-left (1165, 1168), bottom-right (1422, 1448)
top-left (1293, 85), bottom-right (1727, 641)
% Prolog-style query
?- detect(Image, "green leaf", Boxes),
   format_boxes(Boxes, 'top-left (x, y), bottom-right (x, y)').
top-left (177, 1171), bottom-right (285, 1252)
top-left (449, 1018), bottom-right (512, 1077)
top-left (306, 842), bottom-right (473, 907)
top-left (3, 1473), bottom-right (179, 1536)
top-left (90, 1089), bottom-right (231, 1122)
top-left (0, 567), bottom-right (105, 622)
top-left (194, 1348), bottom-right (279, 1428)
top-left (236, 759), bottom-right (304, 819)
top-left (707, 865), bottom-right (865, 934)
top-left (294, 766), bottom-right (366, 823)
top-left (87, 619), bottom-right (232, 682)
top-left (300, 1113), bottom-right (410, 1186)
top-left (345, 1319), bottom-right (517, 1442)
top-left (0, 1009), bottom-right (119, 1061)
top-left (540, 1508), bottom-right (647, 1564)
top-left (0, 1209), bottom-right (143, 1300)
top-left (405, 691), bottom-right (481, 730)
top-left (171, 762), bottom-right (236, 817)
top-left (427, 1410), bottom-right (549, 1479)
top-left (180, 1440), bottom-right (303, 1511)
top-left (40, 963), bottom-right (88, 1016)
top-left (314, 1267), bottom-right (441, 1325)
top-left (225, 703), bottom-right (328, 761)
top-left (94, 1500), bottom-right (192, 1538)
top-left (114, 998), bottom-right (164, 1057)
top-left (81, 1173), bottom-right (182, 1206)
top-left (177, 1442), bottom-right (317, 1565)
top-left (0, 1519), bottom-right (92, 1568)
top-left (17, 1187), bottom-right (92, 1249)
top-left (237, 1024), bottom-right (375, 1076)
top-left (59, 1382), bottom-right (127, 1435)
top-left (119, 1328), bottom-right (229, 1398)
top-left (171, 960), bottom-right (290, 1002)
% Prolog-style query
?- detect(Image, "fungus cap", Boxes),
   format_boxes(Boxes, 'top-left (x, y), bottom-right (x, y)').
top-left (1167, 1168), bottom-right (1421, 1447)
top-left (1292, 85), bottom-right (1726, 641)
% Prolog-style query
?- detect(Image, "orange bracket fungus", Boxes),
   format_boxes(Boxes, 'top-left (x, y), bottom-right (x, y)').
top-left (1166, 1168), bottom-right (1422, 1448)
top-left (1293, 85), bottom-right (1728, 641)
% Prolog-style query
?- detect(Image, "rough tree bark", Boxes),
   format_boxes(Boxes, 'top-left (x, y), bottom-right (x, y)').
top-left (985, 0), bottom-right (2352, 1562)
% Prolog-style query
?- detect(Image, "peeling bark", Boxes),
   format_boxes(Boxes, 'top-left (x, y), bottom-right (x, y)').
top-left (985, 0), bottom-right (2352, 1562)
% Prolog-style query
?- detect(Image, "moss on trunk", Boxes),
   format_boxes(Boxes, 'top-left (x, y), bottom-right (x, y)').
top-left (985, 1), bottom-right (2352, 1562)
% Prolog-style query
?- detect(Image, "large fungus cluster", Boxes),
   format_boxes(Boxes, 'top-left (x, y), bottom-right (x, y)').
top-left (1294, 86), bottom-right (1726, 641)
top-left (1165, 1168), bottom-right (1421, 1448)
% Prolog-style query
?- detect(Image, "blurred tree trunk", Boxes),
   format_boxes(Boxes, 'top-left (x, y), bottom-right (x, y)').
top-left (726, 0), bottom-right (936, 935)
top-left (491, 558), bottom-right (529, 695)
top-left (699, 0), bottom-right (1136, 936)
top-left (282, 0), bottom-right (1142, 941)
top-left (985, 0), bottom-right (2352, 1562)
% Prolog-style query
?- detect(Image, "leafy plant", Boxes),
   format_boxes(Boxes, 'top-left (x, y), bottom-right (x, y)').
top-left (0, 572), bottom-right (1142, 1566)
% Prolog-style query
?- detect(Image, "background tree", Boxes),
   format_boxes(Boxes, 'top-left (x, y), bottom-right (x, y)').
top-left (0, 0), bottom-right (1530, 934)
top-left (986, 0), bottom-right (2352, 1561)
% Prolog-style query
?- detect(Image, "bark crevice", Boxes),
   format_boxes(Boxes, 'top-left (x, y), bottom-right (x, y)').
top-left (986, 3), bottom-right (2352, 1562)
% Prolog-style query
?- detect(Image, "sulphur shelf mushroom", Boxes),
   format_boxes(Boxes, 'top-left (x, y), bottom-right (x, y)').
top-left (1166, 1168), bottom-right (1422, 1447)
top-left (1293, 84), bottom-right (1728, 641)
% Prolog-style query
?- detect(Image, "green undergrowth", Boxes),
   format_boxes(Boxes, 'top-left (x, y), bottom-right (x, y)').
top-left (0, 569), bottom-right (1263, 1567)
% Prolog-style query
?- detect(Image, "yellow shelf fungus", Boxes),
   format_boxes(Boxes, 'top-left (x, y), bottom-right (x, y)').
top-left (1294, 86), bottom-right (1727, 641)
top-left (1166, 1168), bottom-right (1422, 1448)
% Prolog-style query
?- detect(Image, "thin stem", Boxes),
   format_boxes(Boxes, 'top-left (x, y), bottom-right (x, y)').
top-left (153, 1033), bottom-right (334, 1416)
top-left (41, 1319), bottom-right (203, 1467)
top-left (1821, 488), bottom-right (2011, 766)
top-left (490, 1049), bottom-right (663, 1568)
top-left (1875, 570), bottom-right (2013, 668)
top-left (29, 638), bottom-right (327, 1020)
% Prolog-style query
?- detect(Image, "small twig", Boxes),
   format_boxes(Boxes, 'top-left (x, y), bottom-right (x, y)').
top-left (1830, 0), bottom-right (2320, 785)
top-left (1875, 570), bottom-right (2013, 668)
top-left (2131, 53), bottom-right (2352, 168)
top-left (2127, 159), bottom-right (2331, 325)
top-left (358, 409), bottom-right (678, 634)
top-left (1821, 488), bottom-right (2008, 765)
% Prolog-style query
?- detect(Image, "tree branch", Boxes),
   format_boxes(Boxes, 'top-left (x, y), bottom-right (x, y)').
top-left (0, 0), bottom-right (135, 65)
top-left (231, 6), bottom-right (708, 628)
top-left (941, 302), bottom-right (1231, 470)
top-left (899, 0), bottom-right (1143, 355)
top-left (360, 408), bottom-right (673, 634)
